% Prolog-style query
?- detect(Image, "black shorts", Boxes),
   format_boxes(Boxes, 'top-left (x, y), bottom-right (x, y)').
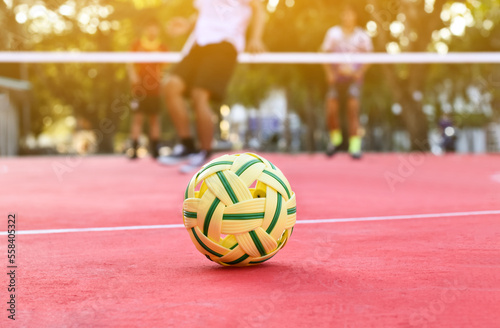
top-left (172, 42), bottom-right (238, 101)
top-left (132, 95), bottom-right (161, 115)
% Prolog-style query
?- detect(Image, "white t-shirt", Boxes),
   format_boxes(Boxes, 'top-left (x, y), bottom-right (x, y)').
top-left (193, 0), bottom-right (253, 53)
top-left (321, 26), bottom-right (373, 78)
top-left (322, 26), bottom-right (373, 53)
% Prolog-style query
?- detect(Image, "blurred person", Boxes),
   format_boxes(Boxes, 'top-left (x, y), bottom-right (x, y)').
top-left (159, 0), bottom-right (266, 173)
top-left (439, 113), bottom-right (457, 153)
top-left (322, 4), bottom-right (373, 159)
top-left (127, 19), bottom-right (168, 159)
top-left (72, 117), bottom-right (97, 155)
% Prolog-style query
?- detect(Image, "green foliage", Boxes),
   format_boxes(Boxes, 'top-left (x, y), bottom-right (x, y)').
top-left (0, 0), bottom-right (499, 151)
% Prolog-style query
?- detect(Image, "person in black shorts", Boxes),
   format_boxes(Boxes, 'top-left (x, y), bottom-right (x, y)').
top-left (158, 0), bottom-right (266, 173)
top-left (127, 20), bottom-right (167, 159)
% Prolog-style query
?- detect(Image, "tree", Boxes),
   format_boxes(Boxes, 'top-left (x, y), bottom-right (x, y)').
top-left (231, 0), bottom-right (499, 151)
top-left (366, 0), bottom-right (445, 150)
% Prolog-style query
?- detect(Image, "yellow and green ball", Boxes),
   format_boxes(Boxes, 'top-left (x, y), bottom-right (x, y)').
top-left (183, 153), bottom-right (296, 266)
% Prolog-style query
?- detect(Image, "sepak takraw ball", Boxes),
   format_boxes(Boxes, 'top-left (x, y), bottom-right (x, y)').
top-left (183, 153), bottom-right (296, 266)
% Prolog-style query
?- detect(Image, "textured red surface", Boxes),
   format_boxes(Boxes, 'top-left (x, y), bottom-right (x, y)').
top-left (0, 153), bottom-right (499, 327)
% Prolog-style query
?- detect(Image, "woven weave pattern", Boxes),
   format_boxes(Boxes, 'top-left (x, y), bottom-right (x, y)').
top-left (183, 153), bottom-right (296, 266)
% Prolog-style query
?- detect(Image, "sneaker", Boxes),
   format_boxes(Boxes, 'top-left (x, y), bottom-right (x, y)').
top-left (326, 130), bottom-right (342, 157)
top-left (326, 144), bottom-right (339, 157)
top-left (348, 136), bottom-right (362, 160)
top-left (150, 140), bottom-right (160, 159)
top-left (129, 149), bottom-right (138, 160)
top-left (179, 151), bottom-right (210, 174)
top-left (350, 152), bottom-right (362, 160)
top-left (157, 144), bottom-right (194, 166)
top-left (128, 140), bottom-right (139, 160)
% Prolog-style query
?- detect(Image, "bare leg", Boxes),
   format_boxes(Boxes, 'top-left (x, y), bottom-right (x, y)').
top-left (326, 96), bottom-right (343, 153)
top-left (326, 97), bottom-right (340, 131)
top-left (347, 97), bottom-right (362, 157)
top-left (164, 75), bottom-right (191, 139)
top-left (130, 112), bottom-right (144, 141)
top-left (148, 114), bottom-right (161, 141)
top-left (347, 97), bottom-right (360, 137)
top-left (147, 113), bottom-right (161, 158)
top-left (191, 88), bottom-right (214, 151)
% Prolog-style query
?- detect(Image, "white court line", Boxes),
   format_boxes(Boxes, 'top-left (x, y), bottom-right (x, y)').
top-left (1, 210), bottom-right (499, 236)
top-left (296, 210), bottom-right (500, 224)
top-left (0, 224), bottom-right (185, 236)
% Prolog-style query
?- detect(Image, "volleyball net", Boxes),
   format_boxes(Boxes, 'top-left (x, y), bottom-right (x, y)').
top-left (0, 51), bottom-right (499, 155)
top-left (1, 51), bottom-right (500, 64)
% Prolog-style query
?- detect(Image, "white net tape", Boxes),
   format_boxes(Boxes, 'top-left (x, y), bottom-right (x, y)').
top-left (0, 52), bottom-right (499, 64)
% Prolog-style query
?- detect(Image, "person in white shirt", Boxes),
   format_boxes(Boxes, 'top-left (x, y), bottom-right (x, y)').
top-left (159, 0), bottom-right (266, 173)
top-left (321, 4), bottom-right (373, 159)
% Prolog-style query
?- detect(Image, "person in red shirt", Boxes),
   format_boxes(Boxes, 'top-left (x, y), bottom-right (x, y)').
top-left (127, 19), bottom-right (167, 159)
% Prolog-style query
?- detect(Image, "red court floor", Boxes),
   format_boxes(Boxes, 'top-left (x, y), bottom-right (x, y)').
top-left (0, 153), bottom-right (499, 327)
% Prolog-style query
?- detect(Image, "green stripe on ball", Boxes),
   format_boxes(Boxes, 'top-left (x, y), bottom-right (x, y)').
top-left (197, 161), bottom-right (234, 178)
top-left (223, 213), bottom-right (265, 220)
top-left (249, 230), bottom-right (267, 257)
top-left (263, 170), bottom-right (291, 198)
top-left (235, 159), bottom-right (262, 176)
top-left (183, 211), bottom-right (197, 219)
top-left (222, 254), bottom-right (249, 265)
top-left (266, 194), bottom-right (282, 233)
top-left (203, 199), bottom-right (220, 236)
top-left (217, 171), bottom-right (239, 204)
top-left (191, 228), bottom-right (223, 257)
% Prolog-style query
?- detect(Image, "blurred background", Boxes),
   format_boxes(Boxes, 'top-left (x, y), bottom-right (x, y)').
top-left (1, 0), bottom-right (500, 157)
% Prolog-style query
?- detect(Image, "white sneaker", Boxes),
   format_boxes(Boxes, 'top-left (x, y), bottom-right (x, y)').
top-left (179, 151), bottom-right (210, 174)
top-left (157, 144), bottom-right (193, 166)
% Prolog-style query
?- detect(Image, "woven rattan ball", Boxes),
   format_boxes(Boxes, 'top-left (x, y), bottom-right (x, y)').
top-left (183, 153), bottom-right (296, 266)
